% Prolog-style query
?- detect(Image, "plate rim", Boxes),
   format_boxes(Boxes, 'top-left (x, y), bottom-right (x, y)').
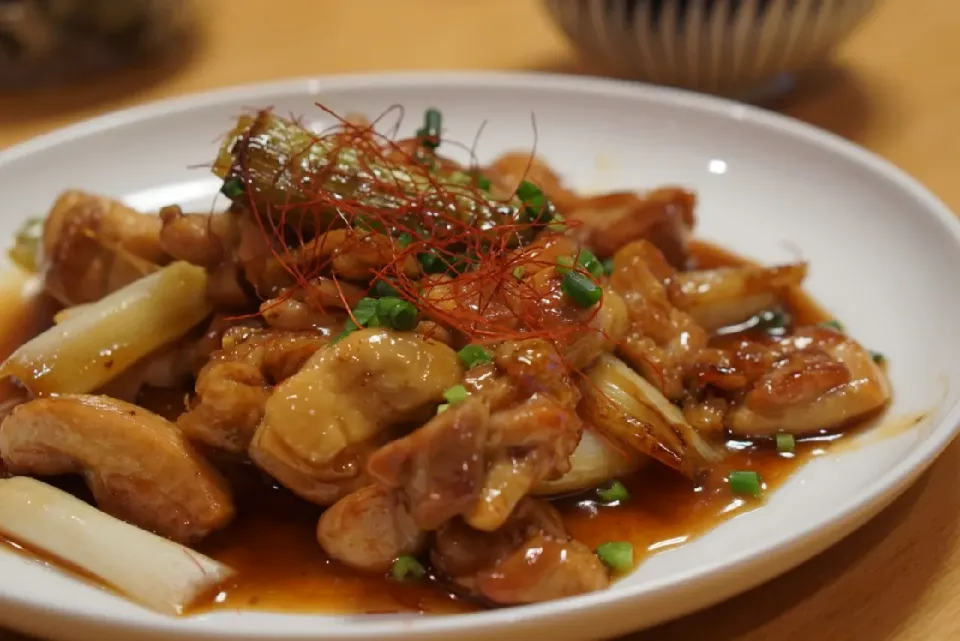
top-left (1, 70), bottom-right (958, 639)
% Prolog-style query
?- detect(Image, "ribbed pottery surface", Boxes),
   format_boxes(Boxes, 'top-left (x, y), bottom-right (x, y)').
top-left (544, 0), bottom-right (875, 94)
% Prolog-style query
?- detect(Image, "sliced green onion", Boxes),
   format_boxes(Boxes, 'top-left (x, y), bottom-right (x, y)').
top-left (819, 319), bottom-right (845, 332)
top-left (562, 271), bottom-right (602, 308)
top-left (577, 249), bottom-right (605, 278)
top-left (597, 480), bottom-right (630, 503)
top-left (595, 541), bottom-right (633, 573)
top-left (377, 297), bottom-right (419, 331)
top-left (436, 403), bottom-right (450, 414)
top-left (390, 555), bottom-right (425, 581)
top-left (556, 255), bottom-right (575, 275)
top-left (476, 174), bottom-right (492, 191)
top-left (416, 108), bottom-right (442, 149)
top-left (516, 180), bottom-right (551, 223)
top-left (220, 177), bottom-right (244, 199)
top-left (418, 251), bottom-right (447, 274)
top-left (351, 298), bottom-right (380, 327)
top-left (602, 257), bottom-right (615, 276)
top-left (728, 470), bottom-right (763, 498)
top-left (397, 232), bottom-right (414, 248)
top-left (443, 384), bottom-right (469, 405)
top-left (871, 350), bottom-right (886, 364)
top-left (513, 266), bottom-right (526, 280)
top-left (458, 344), bottom-right (492, 369)
top-left (776, 433), bottom-right (796, 454)
top-left (355, 216), bottom-right (386, 234)
top-left (516, 180), bottom-right (542, 202)
top-left (372, 280), bottom-right (399, 298)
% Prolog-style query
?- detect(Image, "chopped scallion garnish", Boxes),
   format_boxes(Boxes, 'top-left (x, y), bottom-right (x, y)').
top-left (513, 266), bottom-right (526, 280)
top-left (595, 541), bottom-right (633, 573)
top-left (418, 251), bottom-right (446, 274)
top-left (390, 555), bottom-right (425, 581)
top-left (397, 232), bottom-right (414, 248)
top-left (556, 255), bottom-right (575, 275)
top-left (871, 350), bottom-right (886, 364)
top-left (776, 433), bottom-right (796, 454)
top-left (577, 249), bottom-right (605, 278)
top-left (436, 403), bottom-right (449, 414)
top-left (562, 271), bottom-right (603, 308)
top-left (458, 344), bottom-right (492, 369)
top-left (416, 108), bottom-right (442, 149)
top-left (476, 174), bottom-right (492, 191)
top-left (602, 257), bottom-right (615, 275)
top-left (351, 298), bottom-right (380, 327)
top-left (755, 309), bottom-right (789, 333)
top-left (220, 177), bottom-right (244, 199)
top-left (547, 213), bottom-right (567, 232)
top-left (597, 480), bottom-right (630, 503)
top-left (372, 280), bottom-right (399, 298)
top-left (443, 384), bottom-right (469, 405)
top-left (376, 297), bottom-right (419, 331)
top-left (331, 318), bottom-right (359, 344)
top-left (728, 470), bottom-right (763, 498)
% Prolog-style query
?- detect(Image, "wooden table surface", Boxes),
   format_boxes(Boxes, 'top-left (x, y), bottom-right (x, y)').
top-left (1, 0), bottom-right (959, 639)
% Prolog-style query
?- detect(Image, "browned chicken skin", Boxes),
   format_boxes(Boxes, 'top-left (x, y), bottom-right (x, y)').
top-left (41, 191), bottom-right (169, 305)
top-left (0, 395), bottom-right (234, 543)
top-left (433, 499), bottom-right (608, 605)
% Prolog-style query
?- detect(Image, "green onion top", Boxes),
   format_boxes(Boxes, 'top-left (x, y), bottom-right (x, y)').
top-left (417, 108), bottom-right (442, 149)
top-left (418, 251), bottom-right (448, 274)
top-left (443, 384), bottom-right (469, 405)
top-left (556, 255), bottom-right (575, 275)
top-left (220, 177), bottom-right (245, 199)
top-left (390, 555), bottom-right (426, 581)
top-left (436, 403), bottom-right (450, 414)
top-left (513, 266), bottom-right (526, 280)
top-left (577, 248), bottom-right (605, 278)
top-left (818, 319), bottom-right (845, 332)
top-left (331, 318), bottom-right (359, 344)
top-left (377, 297), bottom-right (419, 331)
top-left (476, 174), bottom-right (492, 191)
top-left (397, 232), bottom-right (414, 248)
top-left (776, 433), bottom-right (796, 454)
top-left (351, 298), bottom-right (381, 327)
top-left (728, 470), bottom-right (763, 498)
top-left (372, 279), bottom-right (400, 298)
top-left (458, 344), bottom-right (493, 369)
top-left (562, 271), bottom-right (603, 308)
top-left (871, 350), bottom-right (886, 364)
top-left (595, 541), bottom-right (634, 573)
top-left (602, 257), bottom-right (615, 276)
top-left (597, 480), bottom-right (630, 503)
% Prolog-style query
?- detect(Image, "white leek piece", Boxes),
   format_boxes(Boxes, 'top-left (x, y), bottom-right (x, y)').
top-left (0, 477), bottom-right (233, 615)
top-left (1, 261), bottom-right (212, 395)
top-left (533, 429), bottom-right (644, 496)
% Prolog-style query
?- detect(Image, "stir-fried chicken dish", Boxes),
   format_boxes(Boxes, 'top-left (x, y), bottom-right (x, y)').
top-left (0, 107), bottom-right (891, 615)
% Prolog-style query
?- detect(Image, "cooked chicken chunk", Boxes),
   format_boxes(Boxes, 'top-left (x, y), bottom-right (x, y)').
top-left (316, 484), bottom-right (425, 573)
top-left (0, 395), bottom-right (234, 543)
top-left (367, 398), bottom-right (489, 531)
top-left (41, 191), bottom-right (168, 305)
top-left (433, 499), bottom-right (608, 604)
top-left (249, 329), bottom-right (461, 505)
top-left (178, 329), bottom-right (327, 453)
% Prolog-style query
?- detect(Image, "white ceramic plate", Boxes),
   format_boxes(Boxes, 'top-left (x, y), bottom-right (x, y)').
top-left (0, 72), bottom-right (958, 641)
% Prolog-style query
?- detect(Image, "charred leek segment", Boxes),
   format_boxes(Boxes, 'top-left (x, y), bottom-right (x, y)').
top-left (582, 354), bottom-right (720, 478)
top-left (211, 111), bottom-right (536, 242)
top-left (0, 261), bottom-right (212, 396)
top-left (532, 430), bottom-right (643, 496)
top-left (0, 477), bottom-right (233, 615)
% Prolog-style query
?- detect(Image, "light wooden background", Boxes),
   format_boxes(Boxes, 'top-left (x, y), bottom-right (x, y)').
top-left (1, 1), bottom-right (959, 639)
